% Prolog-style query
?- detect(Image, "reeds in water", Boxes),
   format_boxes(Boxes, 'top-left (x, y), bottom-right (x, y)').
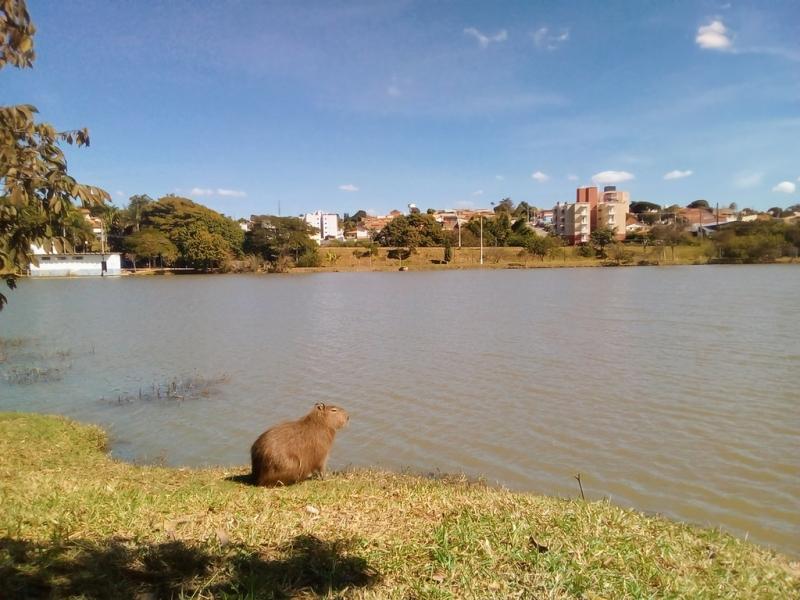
top-left (104, 372), bottom-right (231, 405)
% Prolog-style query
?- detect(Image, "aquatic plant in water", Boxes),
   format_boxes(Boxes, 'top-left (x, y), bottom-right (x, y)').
top-left (102, 372), bottom-right (232, 405)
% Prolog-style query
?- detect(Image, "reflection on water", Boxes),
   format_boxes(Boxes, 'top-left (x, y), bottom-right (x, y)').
top-left (1, 266), bottom-right (798, 556)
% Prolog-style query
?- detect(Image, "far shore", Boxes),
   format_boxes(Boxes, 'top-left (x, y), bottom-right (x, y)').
top-left (111, 245), bottom-right (796, 277)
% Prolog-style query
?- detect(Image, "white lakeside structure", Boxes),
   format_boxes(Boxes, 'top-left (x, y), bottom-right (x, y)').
top-left (29, 244), bottom-right (121, 277)
top-left (303, 211), bottom-right (343, 244)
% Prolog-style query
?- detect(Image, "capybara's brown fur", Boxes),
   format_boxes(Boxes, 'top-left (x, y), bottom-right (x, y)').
top-left (251, 403), bottom-right (349, 486)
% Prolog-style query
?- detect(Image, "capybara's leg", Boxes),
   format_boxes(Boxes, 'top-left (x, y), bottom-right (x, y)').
top-left (259, 469), bottom-right (299, 487)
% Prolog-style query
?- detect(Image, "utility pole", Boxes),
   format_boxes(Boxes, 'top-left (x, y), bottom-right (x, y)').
top-left (100, 223), bottom-right (106, 277)
top-left (480, 214), bottom-right (484, 265)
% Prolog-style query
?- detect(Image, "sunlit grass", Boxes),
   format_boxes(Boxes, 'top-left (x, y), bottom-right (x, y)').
top-left (1, 413), bottom-right (797, 598)
top-left (293, 243), bottom-right (724, 273)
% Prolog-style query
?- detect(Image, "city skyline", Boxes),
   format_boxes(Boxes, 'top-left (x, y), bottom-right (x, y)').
top-left (4, 0), bottom-right (799, 218)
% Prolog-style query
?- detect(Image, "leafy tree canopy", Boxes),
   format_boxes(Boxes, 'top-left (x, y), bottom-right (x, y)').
top-left (524, 234), bottom-right (560, 260)
top-left (1, 0), bottom-right (109, 309)
top-left (513, 201), bottom-right (536, 220)
top-left (140, 196), bottom-right (244, 264)
top-left (650, 223), bottom-right (688, 247)
top-left (687, 199), bottom-right (710, 209)
top-left (374, 213), bottom-right (443, 248)
top-left (123, 229), bottom-right (178, 267)
top-left (630, 201), bottom-right (661, 214)
top-left (589, 227), bottom-right (616, 255)
top-left (244, 215), bottom-right (318, 265)
top-left (494, 198), bottom-right (514, 214)
top-left (182, 227), bottom-right (232, 271)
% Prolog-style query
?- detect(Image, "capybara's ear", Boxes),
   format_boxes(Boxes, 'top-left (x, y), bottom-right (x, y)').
top-left (315, 402), bottom-right (325, 410)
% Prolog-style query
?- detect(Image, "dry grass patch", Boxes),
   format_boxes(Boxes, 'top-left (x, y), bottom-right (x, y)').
top-left (1, 413), bottom-right (797, 599)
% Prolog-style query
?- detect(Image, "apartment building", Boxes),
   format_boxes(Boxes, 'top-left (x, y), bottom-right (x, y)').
top-left (303, 211), bottom-right (343, 244)
top-left (596, 186), bottom-right (630, 240)
top-left (553, 186), bottom-right (630, 244)
top-left (553, 200), bottom-right (591, 244)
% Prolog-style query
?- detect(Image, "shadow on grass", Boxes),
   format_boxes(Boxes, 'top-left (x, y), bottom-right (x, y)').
top-left (1, 534), bottom-right (380, 599)
top-left (225, 472), bottom-right (257, 486)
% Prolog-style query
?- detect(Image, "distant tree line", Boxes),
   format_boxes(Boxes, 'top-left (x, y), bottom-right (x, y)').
top-left (713, 220), bottom-right (800, 263)
top-left (91, 193), bottom-right (800, 272)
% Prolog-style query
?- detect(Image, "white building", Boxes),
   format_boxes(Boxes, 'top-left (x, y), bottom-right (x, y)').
top-left (29, 246), bottom-right (121, 277)
top-left (303, 211), bottom-right (343, 244)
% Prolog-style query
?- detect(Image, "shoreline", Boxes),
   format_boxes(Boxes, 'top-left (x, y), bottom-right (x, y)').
top-left (1, 413), bottom-right (797, 597)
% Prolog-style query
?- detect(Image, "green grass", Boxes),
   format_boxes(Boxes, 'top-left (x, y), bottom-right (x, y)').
top-left (292, 243), bottom-right (723, 273)
top-left (1, 413), bottom-right (797, 599)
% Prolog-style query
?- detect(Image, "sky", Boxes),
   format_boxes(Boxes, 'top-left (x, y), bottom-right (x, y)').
top-left (4, 0), bottom-right (800, 218)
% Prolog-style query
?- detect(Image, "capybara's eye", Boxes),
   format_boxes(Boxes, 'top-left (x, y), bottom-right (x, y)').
top-left (330, 408), bottom-right (338, 412)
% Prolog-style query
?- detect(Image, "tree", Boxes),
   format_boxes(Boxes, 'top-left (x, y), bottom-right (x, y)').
top-left (140, 196), bottom-right (244, 265)
top-left (123, 229), bottom-right (178, 269)
top-left (325, 251), bottom-right (339, 266)
top-left (183, 227), bottom-right (231, 270)
top-left (494, 198), bottom-right (514, 214)
top-left (630, 201), bottom-right (661, 214)
top-left (124, 194), bottom-right (154, 232)
top-left (374, 213), bottom-right (443, 249)
top-left (589, 227), bottom-right (616, 257)
top-left (513, 201), bottom-right (535, 221)
top-left (687, 199), bottom-right (709, 209)
top-left (607, 243), bottom-right (634, 265)
top-left (524, 234), bottom-right (556, 261)
top-left (712, 220), bottom-right (799, 263)
top-left (650, 223), bottom-right (687, 260)
top-left (340, 210), bottom-right (367, 236)
top-left (244, 215), bottom-right (319, 267)
top-left (1, 0), bottom-right (109, 310)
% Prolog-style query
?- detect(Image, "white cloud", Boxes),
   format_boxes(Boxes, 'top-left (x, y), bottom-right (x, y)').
top-left (472, 189), bottom-right (484, 196)
top-left (217, 188), bottom-right (247, 197)
top-left (188, 187), bottom-right (246, 197)
top-left (464, 27), bottom-right (508, 49)
top-left (532, 27), bottom-right (570, 50)
top-left (733, 171), bottom-right (763, 188)
top-left (531, 170), bottom-right (550, 182)
top-left (339, 184), bottom-right (359, 192)
top-left (664, 169), bottom-right (693, 180)
top-left (567, 174), bottom-right (579, 181)
top-left (591, 170), bottom-right (635, 185)
top-left (190, 187), bottom-right (215, 196)
top-left (495, 175), bottom-right (504, 181)
top-left (696, 20), bottom-right (732, 51)
top-left (114, 190), bottom-right (125, 198)
top-left (772, 181), bottom-right (796, 193)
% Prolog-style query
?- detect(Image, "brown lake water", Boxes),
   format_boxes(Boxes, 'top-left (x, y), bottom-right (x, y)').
top-left (1, 266), bottom-right (798, 556)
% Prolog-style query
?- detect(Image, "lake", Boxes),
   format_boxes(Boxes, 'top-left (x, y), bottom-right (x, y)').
top-left (1, 266), bottom-right (798, 556)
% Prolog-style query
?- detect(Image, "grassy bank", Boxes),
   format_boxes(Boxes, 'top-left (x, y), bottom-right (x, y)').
top-left (1, 414), bottom-right (797, 599)
top-left (293, 243), bottom-right (719, 273)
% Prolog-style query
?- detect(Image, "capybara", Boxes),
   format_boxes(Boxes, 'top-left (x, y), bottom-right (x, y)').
top-left (251, 403), bottom-right (349, 486)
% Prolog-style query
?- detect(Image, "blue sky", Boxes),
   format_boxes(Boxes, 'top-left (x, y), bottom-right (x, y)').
top-left (4, 0), bottom-right (799, 218)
